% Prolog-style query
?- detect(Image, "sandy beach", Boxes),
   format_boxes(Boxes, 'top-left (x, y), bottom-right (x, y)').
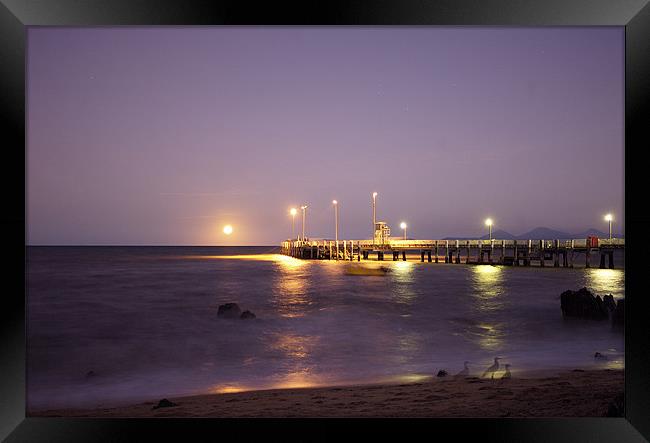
top-left (32, 369), bottom-right (623, 418)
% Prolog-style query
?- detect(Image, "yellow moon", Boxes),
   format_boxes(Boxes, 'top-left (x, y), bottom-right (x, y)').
top-left (223, 225), bottom-right (233, 235)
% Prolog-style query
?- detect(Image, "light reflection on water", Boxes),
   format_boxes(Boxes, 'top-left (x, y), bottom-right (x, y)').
top-left (476, 323), bottom-right (504, 352)
top-left (269, 332), bottom-right (318, 360)
top-left (267, 332), bottom-right (322, 389)
top-left (208, 384), bottom-right (248, 394)
top-left (470, 265), bottom-right (506, 351)
top-left (584, 268), bottom-right (625, 299)
top-left (471, 265), bottom-right (505, 306)
top-left (271, 255), bottom-right (312, 318)
top-left (391, 261), bottom-right (417, 304)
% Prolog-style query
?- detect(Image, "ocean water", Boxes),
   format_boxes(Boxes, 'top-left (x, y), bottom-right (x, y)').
top-left (26, 246), bottom-right (625, 410)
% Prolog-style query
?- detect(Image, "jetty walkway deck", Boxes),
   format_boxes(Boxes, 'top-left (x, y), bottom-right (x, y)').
top-left (280, 238), bottom-right (624, 268)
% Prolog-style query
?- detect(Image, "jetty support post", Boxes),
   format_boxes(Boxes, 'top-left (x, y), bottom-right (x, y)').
top-left (489, 239), bottom-right (494, 264)
top-left (513, 240), bottom-right (519, 266)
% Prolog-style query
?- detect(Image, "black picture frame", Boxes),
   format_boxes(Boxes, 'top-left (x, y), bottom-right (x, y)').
top-left (2, 0), bottom-right (649, 441)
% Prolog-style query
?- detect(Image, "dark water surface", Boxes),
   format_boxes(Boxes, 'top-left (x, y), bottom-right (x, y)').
top-left (27, 246), bottom-right (624, 410)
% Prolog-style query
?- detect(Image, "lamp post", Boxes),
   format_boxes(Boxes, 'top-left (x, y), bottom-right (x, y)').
top-left (605, 213), bottom-right (613, 239)
top-left (333, 200), bottom-right (339, 243)
top-left (301, 205), bottom-right (308, 242)
top-left (290, 207), bottom-right (297, 240)
top-left (485, 218), bottom-right (493, 240)
top-left (400, 222), bottom-right (407, 240)
top-left (372, 192), bottom-right (378, 240)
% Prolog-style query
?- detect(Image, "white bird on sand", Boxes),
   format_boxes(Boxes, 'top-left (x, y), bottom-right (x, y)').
top-left (455, 361), bottom-right (470, 377)
top-left (482, 357), bottom-right (501, 379)
top-left (501, 364), bottom-right (511, 379)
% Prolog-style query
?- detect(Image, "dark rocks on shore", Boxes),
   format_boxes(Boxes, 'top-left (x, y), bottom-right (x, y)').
top-left (560, 288), bottom-right (624, 326)
top-left (612, 299), bottom-right (624, 326)
top-left (217, 303), bottom-right (242, 319)
top-left (152, 398), bottom-right (178, 410)
top-left (560, 287), bottom-right (609, 320)
top-left (240, 310), bottom-right (256, 320)
top-left (436, 370), bottom-right (448, 377)
top-left (605, 392), bottom-right (624, 417)
top-left (603, 294), bottom-right (616, 312)
top-left (218, 303), bottom-right (258, 320)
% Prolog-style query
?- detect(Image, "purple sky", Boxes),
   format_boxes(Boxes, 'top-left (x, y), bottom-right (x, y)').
top-left (27, 27), bottom-right (624, 245)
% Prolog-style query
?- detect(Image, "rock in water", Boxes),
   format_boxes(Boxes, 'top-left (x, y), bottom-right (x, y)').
top-left (612, 299), bottom-right (624, 326)
top-left (217, 303), bottom-right (241, 319)
top-left (605, 392), bottom-right (624, 417)
top-left (436, 370), bottom-right (448, 377)
top-left (560, 287), bottom-right (609, 320)
top-left (603, 294), bottom-right (616, 312)
top-left (240, 310), bottom-right (256, 320)
top-left (152, 398), bottom-right (178, 410)
top-left (594, 352), bottom-right (608, 360)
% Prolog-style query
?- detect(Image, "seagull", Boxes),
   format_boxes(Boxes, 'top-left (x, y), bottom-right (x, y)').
top-left (501, 364), bottom-right (511, 379)
top-left (455, 361), bottom-right (470, 378)
top-left (482, 357), bottom-right (501, 379)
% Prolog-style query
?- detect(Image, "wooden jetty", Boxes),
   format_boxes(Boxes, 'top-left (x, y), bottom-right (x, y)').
top-left (280, 237), bottom-right (624, 268)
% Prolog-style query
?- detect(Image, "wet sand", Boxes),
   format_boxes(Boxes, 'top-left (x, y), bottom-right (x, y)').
top-left (33, 369), bottom-right (623, 417)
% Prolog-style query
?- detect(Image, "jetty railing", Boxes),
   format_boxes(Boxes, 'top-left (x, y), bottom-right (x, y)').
top-left (280, 237), bottom-right (624, 268)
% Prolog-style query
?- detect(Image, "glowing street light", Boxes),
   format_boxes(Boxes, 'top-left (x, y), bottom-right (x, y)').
top-left (289, 207), bottom-right (297, 239)
top-left (301, 205), bottom-right (308, 241)
top-left (372, 192), bottom-right (378, 239)
top-left (332, 200), bottom-right (339, 243)
top-left (400, 222), bottom-right (407, 240)
top-left (604, 213), bottom-right (613, 239)
top-left (485, 218), bottom-right (493, 240)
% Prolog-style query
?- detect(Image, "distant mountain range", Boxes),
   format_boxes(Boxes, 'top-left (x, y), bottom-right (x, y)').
top-left (443, 227), bottom-right (623, 240)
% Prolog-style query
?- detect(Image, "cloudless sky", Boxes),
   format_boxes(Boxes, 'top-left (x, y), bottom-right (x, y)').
top-left (27, 27), bottom-right (624, 245)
